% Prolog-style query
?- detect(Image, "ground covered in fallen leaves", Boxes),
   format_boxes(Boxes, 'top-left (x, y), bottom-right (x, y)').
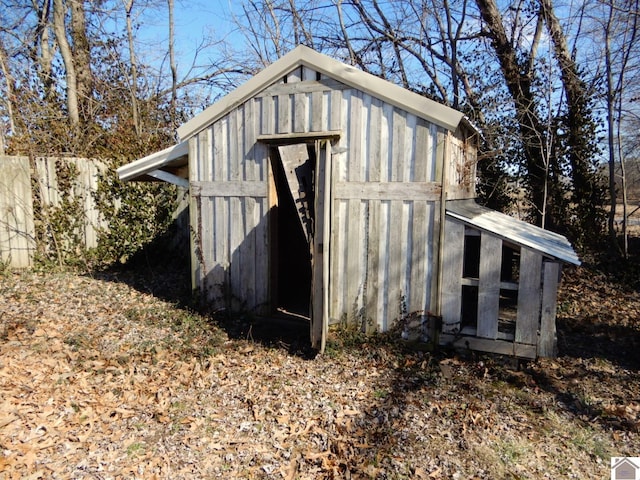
top-left (1, 261), bottom-right (639, 479)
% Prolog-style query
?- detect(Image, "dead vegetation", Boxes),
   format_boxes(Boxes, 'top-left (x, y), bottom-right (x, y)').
top-left (0, 262), bottom-right (639, 479)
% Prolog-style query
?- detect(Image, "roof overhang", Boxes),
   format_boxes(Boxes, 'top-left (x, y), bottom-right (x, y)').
top-left (446, 199), bottom-right (581, 266)
top-left (116, 141), bottom-right (189, 187)
top-left (177, 45), bottom-right (465, 141)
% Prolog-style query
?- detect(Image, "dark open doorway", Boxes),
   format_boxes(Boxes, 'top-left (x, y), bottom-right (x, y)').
top-left (269, 144), bottom-right (316, 318)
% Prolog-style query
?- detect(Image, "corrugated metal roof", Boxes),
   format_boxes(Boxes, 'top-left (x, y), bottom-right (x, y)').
top-left (446, 199), bottom-right (581, 265)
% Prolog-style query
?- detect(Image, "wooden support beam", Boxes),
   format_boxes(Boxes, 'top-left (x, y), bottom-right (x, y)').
top-left (538, 261), bottom-right (560, 357)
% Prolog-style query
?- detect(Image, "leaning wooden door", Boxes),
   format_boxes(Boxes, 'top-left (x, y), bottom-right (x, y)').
top-left (277, 142), bottom-right (330, 352)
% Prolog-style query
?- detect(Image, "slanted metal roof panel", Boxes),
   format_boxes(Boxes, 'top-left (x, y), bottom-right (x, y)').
top-left (446, 199), bottom-right (581, 265)
top-left (117, 141), bottom-right (188, 182)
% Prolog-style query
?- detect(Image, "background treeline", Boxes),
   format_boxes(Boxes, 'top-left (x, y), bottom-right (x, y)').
top-left (1, 0), bottom-right (638, 265)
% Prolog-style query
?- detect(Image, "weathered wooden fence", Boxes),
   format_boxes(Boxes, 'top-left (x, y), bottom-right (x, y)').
top-left (0, 156), bottom-right (105, 268)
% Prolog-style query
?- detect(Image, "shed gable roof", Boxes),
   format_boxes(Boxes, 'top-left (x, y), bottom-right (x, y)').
top-left (177, 45), bottom-right (465, 141)
top-left (446, 199), bottom-right (580, 265)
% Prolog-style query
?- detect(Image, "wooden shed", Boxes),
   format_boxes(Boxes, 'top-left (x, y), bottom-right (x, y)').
top-left (117, 45), bottom-right (579, 358)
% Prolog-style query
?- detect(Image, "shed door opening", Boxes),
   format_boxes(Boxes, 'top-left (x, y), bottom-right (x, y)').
top-left (270, 144), bottom-right (316, 318)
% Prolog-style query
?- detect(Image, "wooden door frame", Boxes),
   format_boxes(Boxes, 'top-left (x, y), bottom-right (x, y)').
top-left (264, 137), bottom-right (333, 352)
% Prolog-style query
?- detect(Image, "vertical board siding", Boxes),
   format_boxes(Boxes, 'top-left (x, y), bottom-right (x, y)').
top-left (0, 156), bottom-right (105, 269)
top-left (477, 233), bottom-right (502, 339)
top-left (515, 248), bottom-right (543, 344)
top-left (195, 100), bottom-right (269, 312)
top-left (538, 261), bottom-right (560, 357)
top-left (0, 156), bottom-right (35, 268)
top-left (441, 219), bottom-right (465, 333)
top-left (193, 70), bottom-right (442, 329)
top-left (326, 87), bottom-right (441, 330)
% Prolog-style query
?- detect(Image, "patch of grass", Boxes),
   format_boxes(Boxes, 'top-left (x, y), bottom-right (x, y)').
top-left (64, 331), bottom-right (91, 350)
top-left (497, 438), bottom-right (529, 464)
top-left (126, 442), bottom-right (145, 457)
top-left (374, 389), bottom-right (389, 400)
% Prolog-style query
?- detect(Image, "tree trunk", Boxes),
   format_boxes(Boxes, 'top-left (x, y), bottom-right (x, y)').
top-left (69, 0), bottom-right (93, 123)
top-left (540, 0), bottom-right (604, 244)
top-left (53, 0), bottom-right (80, 125)
top-left (0, 38), bottom-right (17, 142)
top-left (33, 0), bottom-right (56, 102)
top-left (124, 0), bottom-right (141, 137)
top-left (604, 2), bottom-right (619, 253)
top-left (168, 0), bottom-right (178, 128)
top-left (475, 0), bottom-right (547, 226)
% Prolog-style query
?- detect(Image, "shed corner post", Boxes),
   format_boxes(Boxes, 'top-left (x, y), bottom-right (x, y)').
top-left (187, 137), bottom-right (201, 296)
top-left (434, 129), bottom-right (450, 324)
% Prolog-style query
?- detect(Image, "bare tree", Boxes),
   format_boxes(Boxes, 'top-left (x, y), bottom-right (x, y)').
top-left (599, 0), bottom-right (640, 255)
top-left (53, 0), bottom-right (80, 125)
top-left (475, 0), bottom-right (548, 227)
top-left (540, 0), bottom-right (605, 244)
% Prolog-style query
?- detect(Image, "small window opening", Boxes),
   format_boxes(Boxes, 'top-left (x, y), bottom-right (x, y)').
top-left (498, 289), bottom-right (518, 339)
top-left (463, 228), bottom-right (480, 279)
top-left (461, 285), bottom-right (478, 332)
top-left (501, 244), bottom-right (520, 283)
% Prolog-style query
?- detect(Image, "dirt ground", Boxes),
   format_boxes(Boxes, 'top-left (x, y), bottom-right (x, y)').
top-left (0, 258), bottom-right (639, 479)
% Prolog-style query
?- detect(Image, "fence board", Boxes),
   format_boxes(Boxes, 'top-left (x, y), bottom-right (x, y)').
top-left (0, 156), bottom-right (106, 268)
top-left (0, 156), bottom-right (35, 268)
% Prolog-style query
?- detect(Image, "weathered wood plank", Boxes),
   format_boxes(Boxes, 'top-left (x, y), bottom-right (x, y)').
top-left (360, 94), bottom-right (372, 180)
top-left (399, 201), bottom-right (411, 320)
top-left (333, 181), bottom-right (441, 200)
top-left (477, 232), bottom-right (501, 339)
top-left (277, 94), bottom-right (291, 134)
top-left (515, 248), bottom-right (542, 345)
top-left (404, 113), bottom-right (417, 182)
top-left (538, 261), bottom-right (560, 357)
top-left (258, 78), bottom-right (348, 98)
top-left (380, 103), bottom-right (393, 182)
top-left (441, 219), bottom-right (465, 333)
top-left (387, 200), bottom-right (403, 327)
top-left (414, 119), bottom-right (429, 182)
top-left (254, 197), bottom-right (269, 314)
top-left (277, 144), bottom-right (313, 242)
top-left (409, 201), bottom-right (427, 316)
top-left (439, 334), bottom-right (537, 359)
top-left (35, 157), bottom-right (60, 206)
top-left (260, 95), bottom-right (275, 136)
top-left (391, 108), bottom-right (405, 182)
top-left (192, 181), bottom-right (268, 197)
top-left (229, 196), bottom-right (243, 311)
top-left (287, 66), bottom-right (302, 83)
top-left (367, 98), bottom-right (382, 183)
top-left (0, 156), bottom-right (35, 268)
top-left (243, 98), bottom-right (257, 181)
top-left (329, 89), bottom-right (342, 132)
top-left (376, 200), bottom-right (391, 330)
top-left (302, 66), bottom-right (316, 81)
top-left (230, 107), bottom-right (242, 181)
top-left (311, 90), bottom-right (323, 132)
top-left (331, 199), bottom-right (348, 323)
top-left (311, 140), bottom-right (327, 349)
top-left (242, 196), bottom-right (257, 310)
top-left (257, 130), bottom-right (341, 143)
top-left (294, 93), bottom-right (308, 133)
top-left (200, 195), bottom-right (215, 298)
top-left (365, 199), bottom-right (380, 332)
top-left (346, 197), bottom-right (362, 322)
top-left (199, 127), bottom-right (213, 182)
